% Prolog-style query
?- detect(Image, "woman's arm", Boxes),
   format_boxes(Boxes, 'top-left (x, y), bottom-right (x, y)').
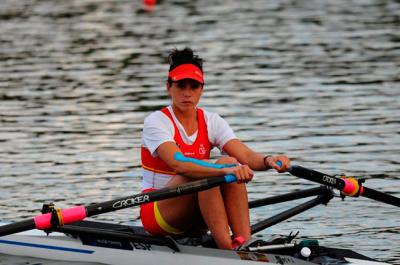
top-left (222, 139), bottom-right (291, 172)
top-left (156, 141), bottom-right (253, 182)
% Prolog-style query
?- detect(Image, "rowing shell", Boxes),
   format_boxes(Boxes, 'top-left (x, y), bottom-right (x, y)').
top-left (0, 221), bottom-right (390, 265)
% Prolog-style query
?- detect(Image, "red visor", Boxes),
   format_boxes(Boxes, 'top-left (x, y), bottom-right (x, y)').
top-left (168, 64), bottom-right (204, 84)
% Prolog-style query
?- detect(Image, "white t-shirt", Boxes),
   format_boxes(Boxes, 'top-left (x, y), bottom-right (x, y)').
top-left (142, 105), bottom-right (237, 157)
top-left (141, 106), bottom-right (237, 189)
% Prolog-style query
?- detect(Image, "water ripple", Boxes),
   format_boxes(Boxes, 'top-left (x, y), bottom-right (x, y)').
top-left (0, 0), bottom-right (399, 264)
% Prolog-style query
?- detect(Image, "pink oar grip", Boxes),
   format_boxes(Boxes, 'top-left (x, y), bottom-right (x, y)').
top-left (62, 206), bottom-right (87, 223)
top-left (34, 213), bottom-right (52, 230)
top-left (34, 206), bottom-right (87, 230)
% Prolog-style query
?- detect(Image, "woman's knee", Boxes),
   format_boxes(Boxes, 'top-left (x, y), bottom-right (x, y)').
top-left (216, 156), bottom-right (238, 165)
top-left (167, 174), bottom-right (194, 186)
top-left (223, 181), bottom-right (247, 192)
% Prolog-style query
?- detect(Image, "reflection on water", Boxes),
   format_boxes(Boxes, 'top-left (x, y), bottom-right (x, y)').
top-left (0, 0), bottom-right (399, 264)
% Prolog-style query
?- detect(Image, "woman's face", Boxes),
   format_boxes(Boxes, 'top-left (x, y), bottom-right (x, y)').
top-left (167, 79), bottom-right (203, 112)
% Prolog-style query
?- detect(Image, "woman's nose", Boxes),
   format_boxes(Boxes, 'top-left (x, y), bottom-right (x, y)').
top-left (182, 87), bottom-right (192, 95)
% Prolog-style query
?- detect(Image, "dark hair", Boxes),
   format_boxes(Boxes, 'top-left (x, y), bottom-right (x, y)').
top-left (168, 47), bottom-right (203, 72)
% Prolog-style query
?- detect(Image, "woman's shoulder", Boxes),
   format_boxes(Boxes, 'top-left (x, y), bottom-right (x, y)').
top-left (144, 109), bottom-right (171, 126)
top-left (200, 108), bottom-right (225, 122)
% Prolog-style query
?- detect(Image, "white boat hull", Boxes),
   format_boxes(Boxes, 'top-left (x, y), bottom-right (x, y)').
top-left (0, 222), bottom-right (391, 265)
top-left (0, 230), bottom-right (295, 265)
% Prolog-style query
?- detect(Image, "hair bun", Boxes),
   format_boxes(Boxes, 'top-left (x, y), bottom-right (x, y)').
top-left (168, 47), bottom-right (203, 71)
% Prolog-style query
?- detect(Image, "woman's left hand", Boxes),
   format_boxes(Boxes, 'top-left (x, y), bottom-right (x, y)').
top-left (224, 164), bottom-right (254, 184)
top-left (265, 155), bottom-right (291, 173)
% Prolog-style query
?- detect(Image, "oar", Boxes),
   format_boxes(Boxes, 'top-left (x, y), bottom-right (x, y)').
top-left (287, 165), bottom-right (400, 207)
top-left (0, 153), bottom-right (237, 237)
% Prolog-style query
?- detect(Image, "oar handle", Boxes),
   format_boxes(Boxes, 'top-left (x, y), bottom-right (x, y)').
top-left (288, 165), bottom-right (345, 190)
top-left (288, 165), bottom-right (366, 197)
top-left (288, 165), bottom-right (362, 193)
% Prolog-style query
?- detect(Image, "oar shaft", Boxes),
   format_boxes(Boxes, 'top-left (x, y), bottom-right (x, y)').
top-left (85, 154), bottom-right (237, 216)
top-left (249, 186), bottom-right (331, 209)
top-left (288, 165), bottom-right (345, 190)
top-left (362, 187), bottom-right (400, 207)
top-left (0, 175), bottom-right (236, 237)
top-left (86, 176), bottom-right (235, 216)
top-left (288, 165), bottom-right (400, 207)
top-left (251, 192), bottom-right (333, 234)
top-left (0, 219), bottom-right (35, 237)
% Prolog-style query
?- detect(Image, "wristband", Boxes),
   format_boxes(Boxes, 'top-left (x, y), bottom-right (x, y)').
top-left (263, 155), bottom-right (271, 169)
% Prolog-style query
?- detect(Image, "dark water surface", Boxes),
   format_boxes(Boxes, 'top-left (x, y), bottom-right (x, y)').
top-left (0, 0), bottom-right (399, 264)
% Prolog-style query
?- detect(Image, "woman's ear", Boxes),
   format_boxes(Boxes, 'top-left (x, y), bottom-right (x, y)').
top-left (166, 81), bottom-right (171, 95)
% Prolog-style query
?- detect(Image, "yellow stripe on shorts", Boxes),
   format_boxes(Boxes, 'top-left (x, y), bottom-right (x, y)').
top-left (154, 202), bottom-right (184, 235)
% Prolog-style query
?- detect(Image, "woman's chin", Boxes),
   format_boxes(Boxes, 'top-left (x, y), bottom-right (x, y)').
top-left (176, 103), bottom-right (195, 111)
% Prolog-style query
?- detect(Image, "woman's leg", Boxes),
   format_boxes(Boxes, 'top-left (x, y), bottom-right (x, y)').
top-left (221, 181), bottom-right (251, 241)
top-left (198, 182), bottom-right (251, 249)
top-left (157, 156), bottom-right (251, 249)
top-left (210, 157), bottom-right (251, 241)
top-left (158, 174), bottom-right (233, 249)
top-left (198, 156), bottom-right (251, 249)
top-left (156, 175), bottom-right (203, 231)
top-left (198, 186), bottom-right (232, 249)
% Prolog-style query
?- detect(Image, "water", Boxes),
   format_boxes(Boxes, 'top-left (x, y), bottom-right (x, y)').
top-left (0, 0), bottom-right (399, 264)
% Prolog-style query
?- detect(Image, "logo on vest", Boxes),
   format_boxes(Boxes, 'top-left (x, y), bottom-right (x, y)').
top-left (199, 144), bottom-right (206, 155)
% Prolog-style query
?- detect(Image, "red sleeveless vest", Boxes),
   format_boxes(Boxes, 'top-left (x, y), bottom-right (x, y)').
top-left (141, 107), bottom-right (212, 176)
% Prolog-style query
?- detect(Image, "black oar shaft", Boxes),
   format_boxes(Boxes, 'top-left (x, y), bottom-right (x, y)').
top-left (86, 177), bottom-right (229, 216)
top-left (289, 166), bottom-right (345, 190)
top-left (362, 187), bottom-right (400, 207)
top-left (0, 176), bottom-right (234, 237)
top-left (288, 165), bottom-right (400, 208)
top-left (251, 192), bottom-right (333, 234)
top-left (249, 186), bottom-right (330, 209)
top-left (0, 219), bottom-right (35, 237)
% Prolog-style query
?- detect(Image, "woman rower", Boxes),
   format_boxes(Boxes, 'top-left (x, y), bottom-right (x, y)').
top-left (140, 47), bottom-right (291, 250)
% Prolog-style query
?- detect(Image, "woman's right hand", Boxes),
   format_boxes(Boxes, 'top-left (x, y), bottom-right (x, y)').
top-left (224, 165), bottom-right (253, 184)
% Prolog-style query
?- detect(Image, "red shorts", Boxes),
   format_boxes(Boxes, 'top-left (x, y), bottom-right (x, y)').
top-left (140, 188), bottom-right (184, 236)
